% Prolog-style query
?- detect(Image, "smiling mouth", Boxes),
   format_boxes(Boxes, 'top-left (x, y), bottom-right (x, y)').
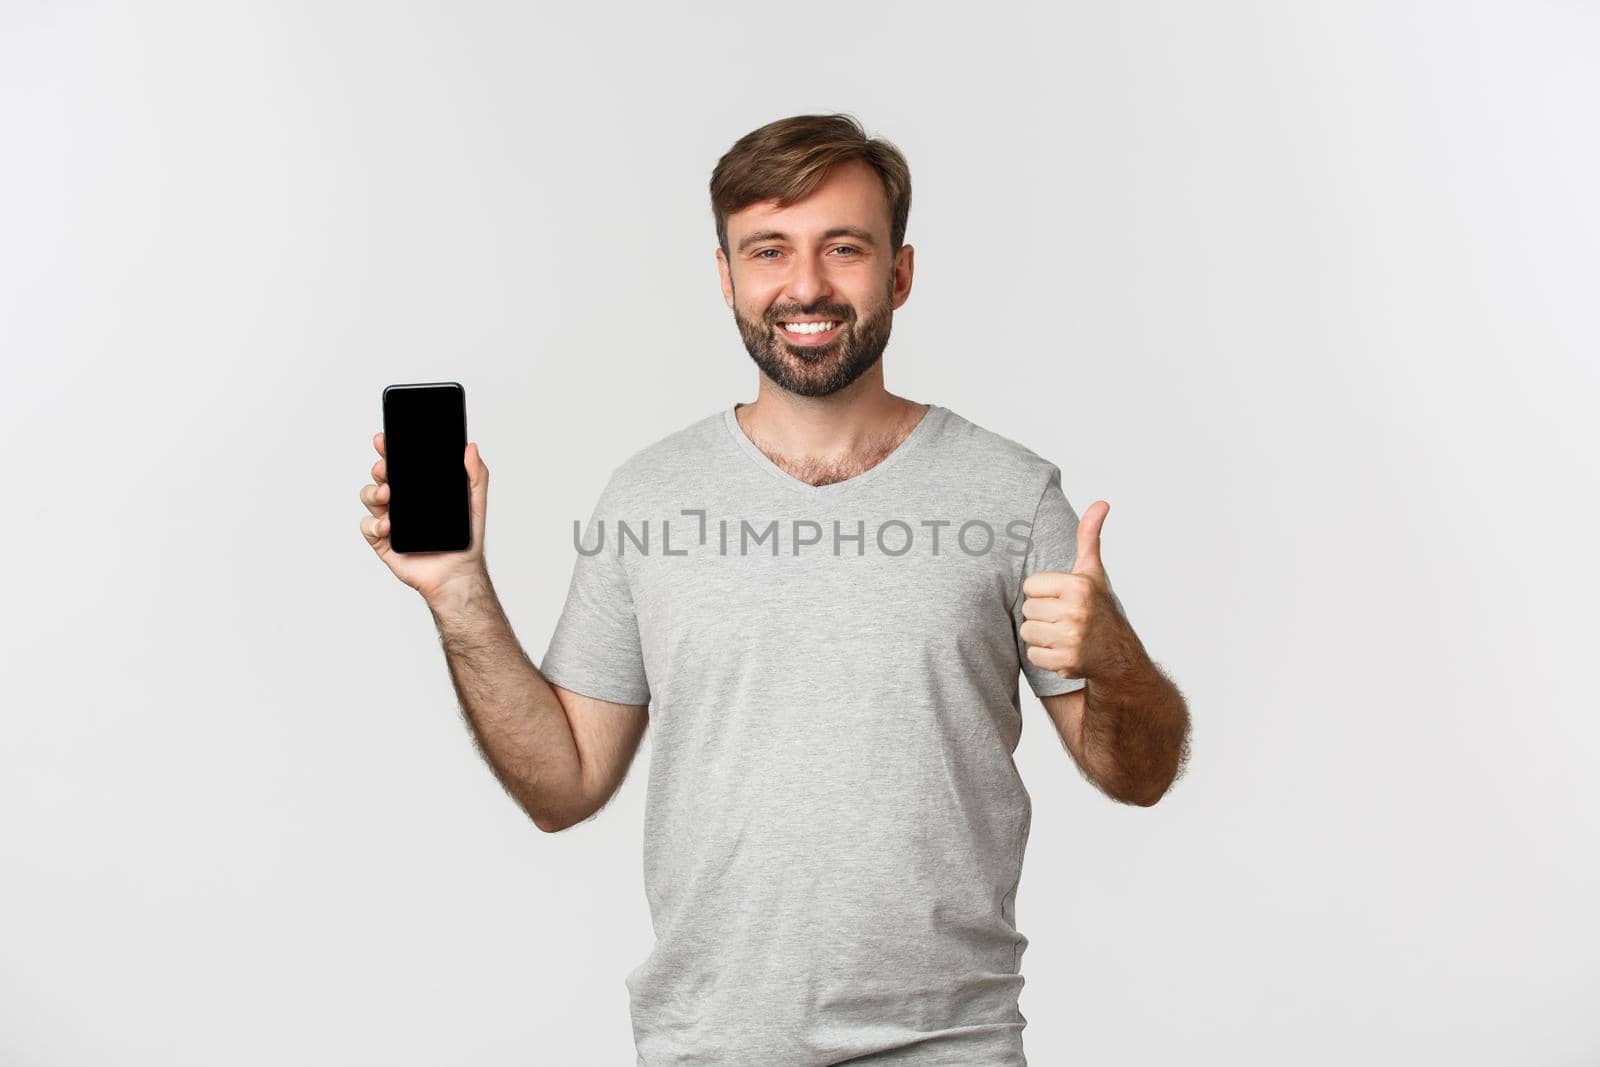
top-left (775, 320), bottom-right (846, 346)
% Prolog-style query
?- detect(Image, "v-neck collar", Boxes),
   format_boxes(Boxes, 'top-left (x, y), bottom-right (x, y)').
top-left (722, 401), bottom-right (946, 499)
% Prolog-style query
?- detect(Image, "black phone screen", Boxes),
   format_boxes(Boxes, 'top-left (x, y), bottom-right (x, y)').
top-left (381, 382), bottom-right (471, 553)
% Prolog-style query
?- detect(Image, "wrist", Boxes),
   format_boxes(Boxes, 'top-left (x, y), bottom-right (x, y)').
top-left (424, 568), bottom-right (493, 616)
top-left (1088, 629), bottom-right (1152, 693)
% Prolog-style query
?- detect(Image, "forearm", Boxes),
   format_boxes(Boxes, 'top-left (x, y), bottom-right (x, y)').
top-left (424, 571), bottom-right (585, 831)
top-left (1081, 654), bottom-right (1191, 807)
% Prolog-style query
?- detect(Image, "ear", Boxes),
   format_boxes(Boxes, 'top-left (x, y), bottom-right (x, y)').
top-left (891, 243), bottom-right (914, 310)
top-left (716, 247), bottom-right (734, 309)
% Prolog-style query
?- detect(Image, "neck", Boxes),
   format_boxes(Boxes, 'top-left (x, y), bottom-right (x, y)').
top-left (734, 377), bottom-right (930, 486)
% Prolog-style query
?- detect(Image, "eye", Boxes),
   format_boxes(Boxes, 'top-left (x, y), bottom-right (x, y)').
top-left (752, 246), bottom-right (860, 260)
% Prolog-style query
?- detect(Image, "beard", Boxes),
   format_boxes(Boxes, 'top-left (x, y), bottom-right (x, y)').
top-left (732, 277), bottom-right (895, 398)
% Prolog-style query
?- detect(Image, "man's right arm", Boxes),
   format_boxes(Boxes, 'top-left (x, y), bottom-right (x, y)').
top-left (358, 431), bottom-right (646, 832)
top-left (425, 571), bottom-right (649, 833)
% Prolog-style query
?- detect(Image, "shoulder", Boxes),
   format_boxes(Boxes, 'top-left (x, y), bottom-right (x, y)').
top-left (597, 406), bottom-right (728, 502)
top-left (935, 405), bottom-right (1063, 501)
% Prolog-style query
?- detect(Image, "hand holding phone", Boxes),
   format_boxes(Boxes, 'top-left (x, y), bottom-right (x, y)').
top-left (359, 382), bottom-right (488, 603)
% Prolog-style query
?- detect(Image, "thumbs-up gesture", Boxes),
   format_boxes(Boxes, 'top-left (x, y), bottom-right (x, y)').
top-left (1020, 500), bottom-right (1138, 683)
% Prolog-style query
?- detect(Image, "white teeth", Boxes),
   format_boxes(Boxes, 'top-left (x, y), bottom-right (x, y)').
top-left (781, 321), bottom-right (839, 334)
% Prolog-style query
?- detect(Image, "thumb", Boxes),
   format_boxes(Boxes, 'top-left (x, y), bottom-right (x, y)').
top-left (466, 442), bottom-right (489, 518)
top-left (1072, 500), bottom-right (1109, 576)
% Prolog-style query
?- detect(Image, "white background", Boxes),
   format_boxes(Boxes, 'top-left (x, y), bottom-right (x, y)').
top-left (2, 2), bottom-right (1596, 1064)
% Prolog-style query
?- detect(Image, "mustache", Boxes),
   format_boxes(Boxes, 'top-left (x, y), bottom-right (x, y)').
top-left (768, 309), bottom-right (853, 324)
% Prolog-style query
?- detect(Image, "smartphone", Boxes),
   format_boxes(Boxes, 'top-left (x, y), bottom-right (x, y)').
top-left (380, 382), bottom-right (471, 553)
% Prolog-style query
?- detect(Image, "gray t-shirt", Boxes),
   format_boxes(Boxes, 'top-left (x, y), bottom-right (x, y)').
top-left (540, 401), bottom-right (1121, 1065)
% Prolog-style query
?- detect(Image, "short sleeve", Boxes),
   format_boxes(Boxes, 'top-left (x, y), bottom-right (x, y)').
top-left (538, 472), bottom-right (651, 707)
top-left (1013, 464), bottom-right (1127, 699)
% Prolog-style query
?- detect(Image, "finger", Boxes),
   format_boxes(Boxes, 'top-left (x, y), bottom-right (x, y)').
top-left (1025, 643), bottom-right (1074, 675)
top-left (372, 456), bottom-right (386, 485)
top-left (466, 442), bottom-right (488, 520)
top-left (1072, 500), bottom-right (1109, 576)
top-left (374, 431), bottom-right (385, 457)
top-left (1021, 570), bottom-right (1073, 599)
top-left (1020, 595), bottom-right (1069, 622)
top-left (359, 482), bottom-right (389, 517)
top-left (1018, 618), bottom-right (1060, 648)
top-left (360, 513), bottom-right (390, 544)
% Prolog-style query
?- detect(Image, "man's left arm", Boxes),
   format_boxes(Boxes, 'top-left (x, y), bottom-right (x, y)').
top-left (1020, 500), bottom-right (1191, 807)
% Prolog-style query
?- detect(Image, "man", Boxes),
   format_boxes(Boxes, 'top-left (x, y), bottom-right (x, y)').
top-left (358, 113), bottom-right (1190, 1065)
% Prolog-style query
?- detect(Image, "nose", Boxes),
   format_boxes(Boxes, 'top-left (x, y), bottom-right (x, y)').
top-left (781, 250), bottom-right (833, 311)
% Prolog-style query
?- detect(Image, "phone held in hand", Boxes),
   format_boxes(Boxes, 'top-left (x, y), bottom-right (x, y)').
top-left (381, 382), bottom-right (471, 554)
